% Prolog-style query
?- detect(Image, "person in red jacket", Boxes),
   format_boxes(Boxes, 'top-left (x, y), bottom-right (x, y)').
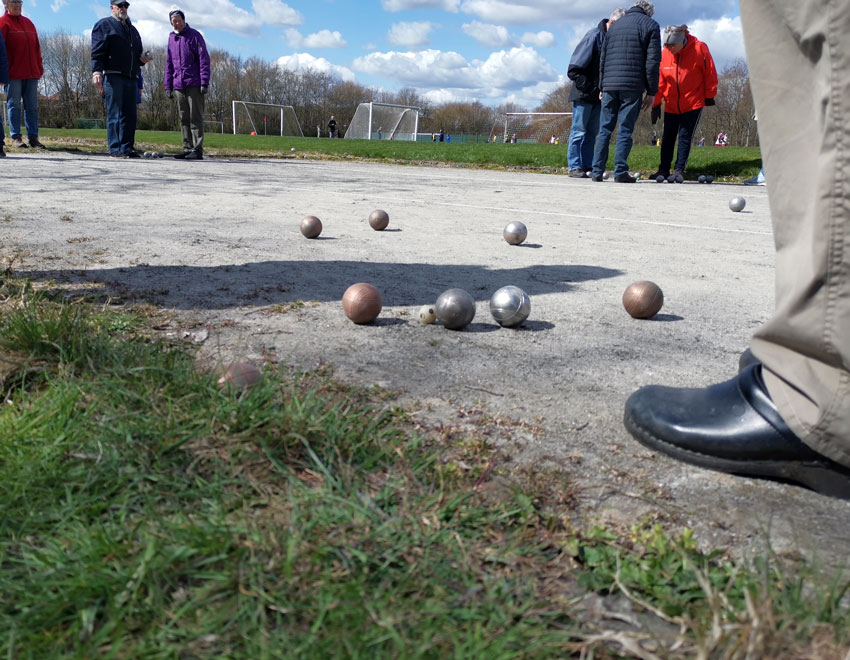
top-left (0, 0), bottom-right (45, 149)
top-left (649, 24), bottom-right (718, 179)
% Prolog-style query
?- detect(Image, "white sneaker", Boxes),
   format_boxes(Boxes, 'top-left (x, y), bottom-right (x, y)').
top-left (745, 168), bottom-right (766, 186)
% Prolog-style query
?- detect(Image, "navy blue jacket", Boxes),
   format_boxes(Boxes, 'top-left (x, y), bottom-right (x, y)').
top-left (599, 6), bottom-right (660, 95)
top-left (91, 15), bottom-right (144, 79)
top-left (567, 18), bottom-right (609, 103)
top-left (0, 30), bottom-right (9, 84)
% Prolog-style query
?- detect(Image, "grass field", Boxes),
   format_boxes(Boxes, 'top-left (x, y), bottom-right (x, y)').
top-left (39, 128), bottom-right (764, 182)
top-left (2, 266), bottom-right (849, 659)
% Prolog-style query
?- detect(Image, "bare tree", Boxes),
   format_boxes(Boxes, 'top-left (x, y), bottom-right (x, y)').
top-left (40, 31), bottom-right (102, 128)
top-left (535, 82), bottom-right (572, 112)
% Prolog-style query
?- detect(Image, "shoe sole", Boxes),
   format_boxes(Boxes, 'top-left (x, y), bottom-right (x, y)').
top-left (624, 413), bottom-right (850, 499)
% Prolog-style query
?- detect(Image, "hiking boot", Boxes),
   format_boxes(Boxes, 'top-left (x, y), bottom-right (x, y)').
top-left (28, 137), bottom-right (47, 149)
top-left (614, 173), bottom-right (637, 183)
top-left (568, 169), bottom-right (587, 178)
top-left (11, 137), bottom-right (27, 148)
top-left (173, 151), bottom-right (190, 159)
top-left (590, 173), bottom-right (604, 182)
top-left (185, 150), bottom-right (203, 160)
top-left (126, 150), bottom-right (141, 158)
top-left (649, 170), bottom-right (669, 180)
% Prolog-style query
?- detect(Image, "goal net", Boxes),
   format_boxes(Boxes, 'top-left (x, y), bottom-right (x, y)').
top-left (231, 101), bottom-right (303, 137)
top-left (491, 112), bottom-right (573, 144)
top-left (344, 102), bottom-right (420, 140)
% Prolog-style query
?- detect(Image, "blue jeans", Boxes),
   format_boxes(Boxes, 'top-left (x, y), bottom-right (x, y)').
top-left (5, 79), bottom-right (39, 139)
top-left (592, 91), bottom-right (644, 177)
top-left (103, 74), bottom-right (138, 155)
top-left (567, 100), bottom-right (601, 171)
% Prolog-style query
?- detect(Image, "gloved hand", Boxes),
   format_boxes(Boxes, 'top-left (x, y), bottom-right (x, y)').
top-left (651, 105), bottom-right (661, 125)
top-left (200, 85), bottom-right (208, 95)
top-left (704, 97), bottom-right (715, 106)
top-left (167, 89), bottom-right (173, 99)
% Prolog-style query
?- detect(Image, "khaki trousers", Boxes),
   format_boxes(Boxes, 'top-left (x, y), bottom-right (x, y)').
top-left (175, 87), bottom-right (205, 153)
top-left (742, 0), bottom-right (850, 466)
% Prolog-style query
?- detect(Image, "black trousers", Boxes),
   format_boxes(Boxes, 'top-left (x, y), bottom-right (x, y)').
top-left (658, 107), bottom-right (702, 174)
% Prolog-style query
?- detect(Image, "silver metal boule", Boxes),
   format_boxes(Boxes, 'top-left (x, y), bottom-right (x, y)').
top-left (489, 285), bottom-right (531, 328)
top-left (729, 196), bottom-right (746, 212)
top-left (435, 288), bottom-right (476, 330)
top-left (503, 221), bottom-right (527, 245)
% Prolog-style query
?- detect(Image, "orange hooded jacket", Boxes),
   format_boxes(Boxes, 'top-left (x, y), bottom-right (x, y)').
top-left (653, 34), bottom-right (717, 114)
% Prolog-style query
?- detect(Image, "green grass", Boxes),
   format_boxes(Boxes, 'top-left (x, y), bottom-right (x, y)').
top-left (38, 128), bottom-right (764, 181)
top-left (2, 281), bottom-right (847, 657)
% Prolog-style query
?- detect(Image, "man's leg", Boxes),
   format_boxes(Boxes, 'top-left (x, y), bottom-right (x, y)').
top-left (103, 76), bottom-right (122, 154)
top-left (21, 79), bottom-right (39, 140)
top-left (118, 76), bottom-right (138, 154)
top-left (673, 108), bottom-right (702, 174)
top-left (6, 79), bottom-right (23, 141)
top-left (611, 93), bottom-right (642, 178)
top-left (582, 102), bottom-right (601, 171)
top-left (745, 0), bottom-right (850, 464)
top-left (591, 92), bottom-right (620, 178)
top-left (567, 101), bottom-right (589, 172)
top-left (186, 87), bottom-right (205, 154)
top-left (175, 89), bottom-right (192, 152)
top-left (657, 112), bottom-right (681, 175)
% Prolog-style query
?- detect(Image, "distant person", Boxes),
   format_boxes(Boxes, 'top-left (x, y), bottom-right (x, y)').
top-left (591, 0), bottom-right (661, 183)
top-left (624, 0), bottom-right (850, 500)
top-left (649, 24), bottom-right (718, 180)
top-left (327, 115), bottom-right (336, 138)
top-left (746, 113), bottom-right (766, 185)
top-left (697, 135), bottom-right (705, 146)
top-left (165, 7), bottom-right (210, 160)
top-left (0, 0), bottom-right (44, 149)
top-left (439, 128), bottom-right (444, 142)
top-left (566, 7), bottom-right (625, 178)
top-left (0, 29), bottom-right (8, 157)
top-left (91, 0), bottom-right (152, 158)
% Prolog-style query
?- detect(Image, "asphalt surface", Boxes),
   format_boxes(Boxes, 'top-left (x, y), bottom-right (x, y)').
top-left (3, 148), bottom-right (847, 567)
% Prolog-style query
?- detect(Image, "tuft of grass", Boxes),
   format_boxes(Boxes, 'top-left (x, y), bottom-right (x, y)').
top-left (1, 279), bottom-right (849, 659)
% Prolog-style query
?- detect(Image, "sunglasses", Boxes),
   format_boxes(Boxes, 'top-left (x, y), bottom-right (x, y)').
top-left (114, 2), bottom-right (129, 7)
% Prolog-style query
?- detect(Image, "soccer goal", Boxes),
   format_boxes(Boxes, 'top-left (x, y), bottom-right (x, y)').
top-left (492, 112), bottom-right (573, 144)
top-left (231, 101), bottom-right (304, 137)
top-left (344, 102), bottom-right (420, 141)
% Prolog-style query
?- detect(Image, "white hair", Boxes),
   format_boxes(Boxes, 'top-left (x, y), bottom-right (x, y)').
top-left (610, 8), bottom-right (626, 21)
top-left (632, 0), bottom-right (654, 17)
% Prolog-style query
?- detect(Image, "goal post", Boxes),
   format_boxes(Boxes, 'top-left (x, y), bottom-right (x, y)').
top-left (344, 102), bottom-right (420, 140)
top-left (231, 101), bottom-right (304, 137)
top-left (492, 112), bottom-right (573, 144)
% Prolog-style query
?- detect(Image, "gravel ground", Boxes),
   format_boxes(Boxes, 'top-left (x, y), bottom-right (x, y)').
top-left (3, 148), bottom-right (848, 567)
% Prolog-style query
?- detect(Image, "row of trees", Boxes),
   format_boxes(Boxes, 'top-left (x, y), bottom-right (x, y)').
top-left (38, 30), bottom-right (757, 145)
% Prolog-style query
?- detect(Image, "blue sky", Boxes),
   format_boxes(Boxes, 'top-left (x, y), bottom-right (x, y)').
top-left (22, 0), bottom-right (744, 107)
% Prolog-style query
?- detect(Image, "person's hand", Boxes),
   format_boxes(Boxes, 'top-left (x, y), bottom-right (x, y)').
top-left (167, 89), bottom-right (173, 99)
top-left (92, 72), bottom-right (103, 95)
top-left (640, 95), bottom-right (654, 111)
top-left (704, 97), bottom-right (715, 106)
top-left (651, 105), bottom-right (661, 125)
top-left (200, 85), bottom-right (208, 95)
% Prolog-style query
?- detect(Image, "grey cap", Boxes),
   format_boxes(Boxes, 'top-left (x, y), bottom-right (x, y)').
top-left (664, 25), bottom-right (687, 45)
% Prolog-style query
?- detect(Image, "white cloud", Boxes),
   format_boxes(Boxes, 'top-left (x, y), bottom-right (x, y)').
top-left (388, 21), bottom-right (434, 48)
top-left (462, 22), bottom-right (513, 48)
top-left (285, 29), bottom-right (347, 49)
top-left (352, 45), bottom-right (556, 96)
top-left (128, 0), bottom-right (265, 37)
top-left (276, 53), bottom-right (355, 82)
top-left (460, 0), bottom-right (569, 25)
top-left (521, 30), bottom-right (554, 48)
top-left (687, 16), bottom-right (746, 70)
top-left (134, 19), bottom-right (170, 48)
top-left (51, 0), bottom-right (68, 12)
top-left (382, 0), bottom-right (459, 11)
top-left (251, 0), bottom-right (303, 27)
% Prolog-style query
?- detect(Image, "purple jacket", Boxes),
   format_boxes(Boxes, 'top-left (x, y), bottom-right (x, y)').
top-left (164, 24), bottom-right (209, 90)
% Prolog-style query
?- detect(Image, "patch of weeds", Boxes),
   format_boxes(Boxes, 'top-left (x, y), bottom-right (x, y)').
top-left (65, 236), bottom-right (95, 244)
top-left (59, 214), bottom-right (73, 222)
top-left (263, 299), bottom-right (318, 314)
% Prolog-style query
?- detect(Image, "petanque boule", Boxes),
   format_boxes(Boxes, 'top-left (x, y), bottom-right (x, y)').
top-left (489, 285), bottom-right (531, 328)
top-left (656, 175), bottom-right (665, 183)
top-left (418, 304), bottom-right (437, 324)
top-left (342, 282), bottom-right (383, 324)
top-left (698, 174), bottom-right (706, 183)
top-left (602, 171), bottom-right (610, 180)
top-left (436, 288), bottom-right (476, 330)
top-left (622, 280), bottom-right (664, 319)
top-left (705, 175), bottom-right (714, 184)
top-left (369, 209), bottom-right (389, 230)
top-left (503, 221), bottom-right (527, 245)
top-left (675, 173), bottom-right (684, 184)
top-left (729, 196), bottom-right (746, 212)
top-left (300, 215), bottom-right (322, 239)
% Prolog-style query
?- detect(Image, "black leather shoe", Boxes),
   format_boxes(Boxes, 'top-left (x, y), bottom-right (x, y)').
top-left (624, 364), bottom-right (850, 498)
top-left (173, 152), bottom-right (189, 159)
top-left (614, 173), bottom-right (637, 183)
top-left (590, 173), bottom-right (603, 182)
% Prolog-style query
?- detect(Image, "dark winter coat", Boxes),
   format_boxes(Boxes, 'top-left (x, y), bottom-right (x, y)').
top-left (599, 6), bottom-right (661, 95)
top-left (164, 24), bottom-right (210, 91)
top-left (0, 30), bottom-right (9, 84)
top-left (567, 18), bottom-right (608, 103)
top-left (91, 15), bottom-right (144, 79)
top-left (0, 12), bottom-right (43, 80)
